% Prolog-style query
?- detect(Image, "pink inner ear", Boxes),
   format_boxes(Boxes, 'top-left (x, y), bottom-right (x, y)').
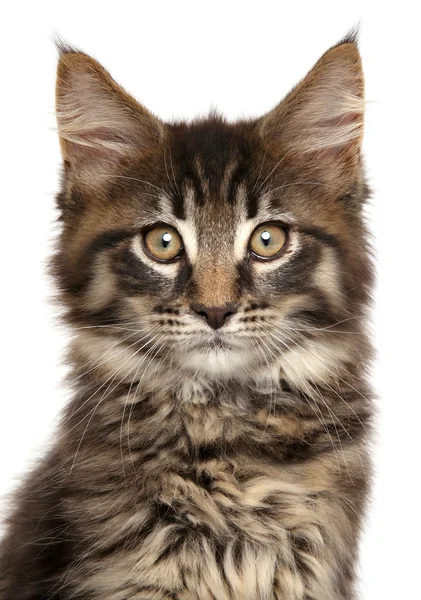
top-left (64, 126), bottom-right (134, 164)
top-left (319, 111), bottom-right (360, 130)
top-left (76, 127), bottom-right (128, 148)
top-left (57, 64), bottom-right (164, 165)
top-left (317, 111), bottom-right (362, 156)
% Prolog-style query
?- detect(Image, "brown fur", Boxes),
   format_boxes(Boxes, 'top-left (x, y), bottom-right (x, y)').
top-left (0, 33), bottom-right (373, 600)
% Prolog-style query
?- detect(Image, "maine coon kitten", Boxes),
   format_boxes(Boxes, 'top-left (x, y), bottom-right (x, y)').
top-left (0, 33), bottom-right (373, 600)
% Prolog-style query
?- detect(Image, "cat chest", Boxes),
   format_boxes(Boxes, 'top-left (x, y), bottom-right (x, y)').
top-left (74, 467), bottom-right (327, 600)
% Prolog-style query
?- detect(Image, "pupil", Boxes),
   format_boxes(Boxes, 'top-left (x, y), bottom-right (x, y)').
top-left (261, 231), bottom-right (271, 247)
top-left (162, 232), bottom-right (172, 248)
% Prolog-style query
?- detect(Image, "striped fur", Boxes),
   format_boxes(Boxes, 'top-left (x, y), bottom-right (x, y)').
top-left (0, 33), bottom-right (373, 600)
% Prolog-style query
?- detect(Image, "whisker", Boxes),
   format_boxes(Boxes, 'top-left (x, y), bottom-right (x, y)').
top-left (65, 329), bottom-right (160, 425)
top-left (251, 338), bottom-right (276, 444)
top-left (267, 181), bottom-right (324, 196)
top-left (163, 146), bottom-right (177, 198)
top-left (68, 325), bottom-right (161, 387)
top-left (68, 333), bottom-right (160, 474)
top-left (113, 175), bottom-right (171, 198)
top-left (259, 332), bottom-right (345, 474)
top-left (269, 328), bottom-right (368, 474)
top-left (125, 338), bottom-right (169, 468)
top-left (70, 322), bottom-right (147, 332)
top-left (254, 150), bottom-right (292, 195)
top-left (250, 149), bottom-right (267, 196)
top-left (273, 326), bottom-right (370, 433)
top-left (119, 335), bottom-right (166, 481)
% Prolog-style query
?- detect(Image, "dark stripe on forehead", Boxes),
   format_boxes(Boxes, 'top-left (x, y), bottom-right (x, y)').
top-left (226, 161), bottom-right (256, 219)
top-left (246, 189), bottom-right (259, 219)
top-left (169, 116), bottom-right (256, 208)
top-left (164, 146), bottom-right (186, 220)
top-left (182, 168), bottom-right (204, 207)
top-left (169, 189), bottom-right (185, 220)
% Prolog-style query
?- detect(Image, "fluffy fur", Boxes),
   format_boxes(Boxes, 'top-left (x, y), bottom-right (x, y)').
top-left (0, 32), bottom-right (373, 600)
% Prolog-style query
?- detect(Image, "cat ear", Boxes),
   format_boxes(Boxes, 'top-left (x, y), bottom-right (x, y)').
top-left (56, 45), bottom-right (165, 179)
top-left (259, 39), bottom-right (364, 181)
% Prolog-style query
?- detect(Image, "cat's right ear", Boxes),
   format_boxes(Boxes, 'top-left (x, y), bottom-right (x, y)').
top-left (55, 45), bottom-right (165, 185)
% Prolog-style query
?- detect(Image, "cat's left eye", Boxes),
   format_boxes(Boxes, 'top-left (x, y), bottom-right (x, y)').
top-left (144, 226), bottom-right (184, 262)
top-left (249, 223), bottom-right (287, 259)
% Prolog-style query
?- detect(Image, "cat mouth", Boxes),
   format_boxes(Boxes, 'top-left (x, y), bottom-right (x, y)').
top-left (209, 339), bottom-right (231, 351)
top-left (191, 337), bottom-right (232, 351)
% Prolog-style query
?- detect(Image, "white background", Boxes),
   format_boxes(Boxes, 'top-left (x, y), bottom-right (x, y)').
top-left (0, 1), bottom-right (420, 598)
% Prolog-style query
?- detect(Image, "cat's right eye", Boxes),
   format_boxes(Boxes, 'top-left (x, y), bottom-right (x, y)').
top-left (143, 225), bottom-right (184, 262)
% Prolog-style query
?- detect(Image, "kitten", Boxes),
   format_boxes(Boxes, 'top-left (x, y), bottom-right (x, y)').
top-left (0, 32), bottom-right (373, 600)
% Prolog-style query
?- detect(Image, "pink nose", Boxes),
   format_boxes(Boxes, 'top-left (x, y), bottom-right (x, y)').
top-left (191, 304), bottom-right (238, 329)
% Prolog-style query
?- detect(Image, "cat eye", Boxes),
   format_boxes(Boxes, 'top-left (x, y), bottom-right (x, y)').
top-left (249, 223), bottom-right (287, 259)
top-left (144, 225), bottom-right (184, 262)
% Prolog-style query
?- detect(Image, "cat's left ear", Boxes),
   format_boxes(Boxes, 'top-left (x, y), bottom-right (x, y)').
top-left (259, 38), bottom-right (364, 184)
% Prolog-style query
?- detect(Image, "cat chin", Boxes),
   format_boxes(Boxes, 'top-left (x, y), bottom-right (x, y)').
top-left (179, 347), bottom-right (255, 378)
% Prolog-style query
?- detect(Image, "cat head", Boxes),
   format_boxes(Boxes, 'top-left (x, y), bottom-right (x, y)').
top-left (53, 35), bottom-right (372, 390)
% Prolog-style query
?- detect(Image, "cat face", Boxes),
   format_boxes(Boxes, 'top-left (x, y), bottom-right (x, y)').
top-left (54, 40), bottom-right (372, 385)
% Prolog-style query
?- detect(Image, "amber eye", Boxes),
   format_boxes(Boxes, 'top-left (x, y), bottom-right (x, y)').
top-left (249, 223), bottom-right (287, 259)
top-left (144, 226), bottom-right (183, 262)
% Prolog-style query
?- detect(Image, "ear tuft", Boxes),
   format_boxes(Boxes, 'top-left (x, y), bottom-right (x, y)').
top-left (52, 33), bottom-right (80, 58)
top-left (55, 49), bottom-right (164, 171)
top-left (335, 23), bottom-right (360, 47)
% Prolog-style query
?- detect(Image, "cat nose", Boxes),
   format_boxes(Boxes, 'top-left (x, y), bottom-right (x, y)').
top-left (191, 304), bottom-right (238, 330)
